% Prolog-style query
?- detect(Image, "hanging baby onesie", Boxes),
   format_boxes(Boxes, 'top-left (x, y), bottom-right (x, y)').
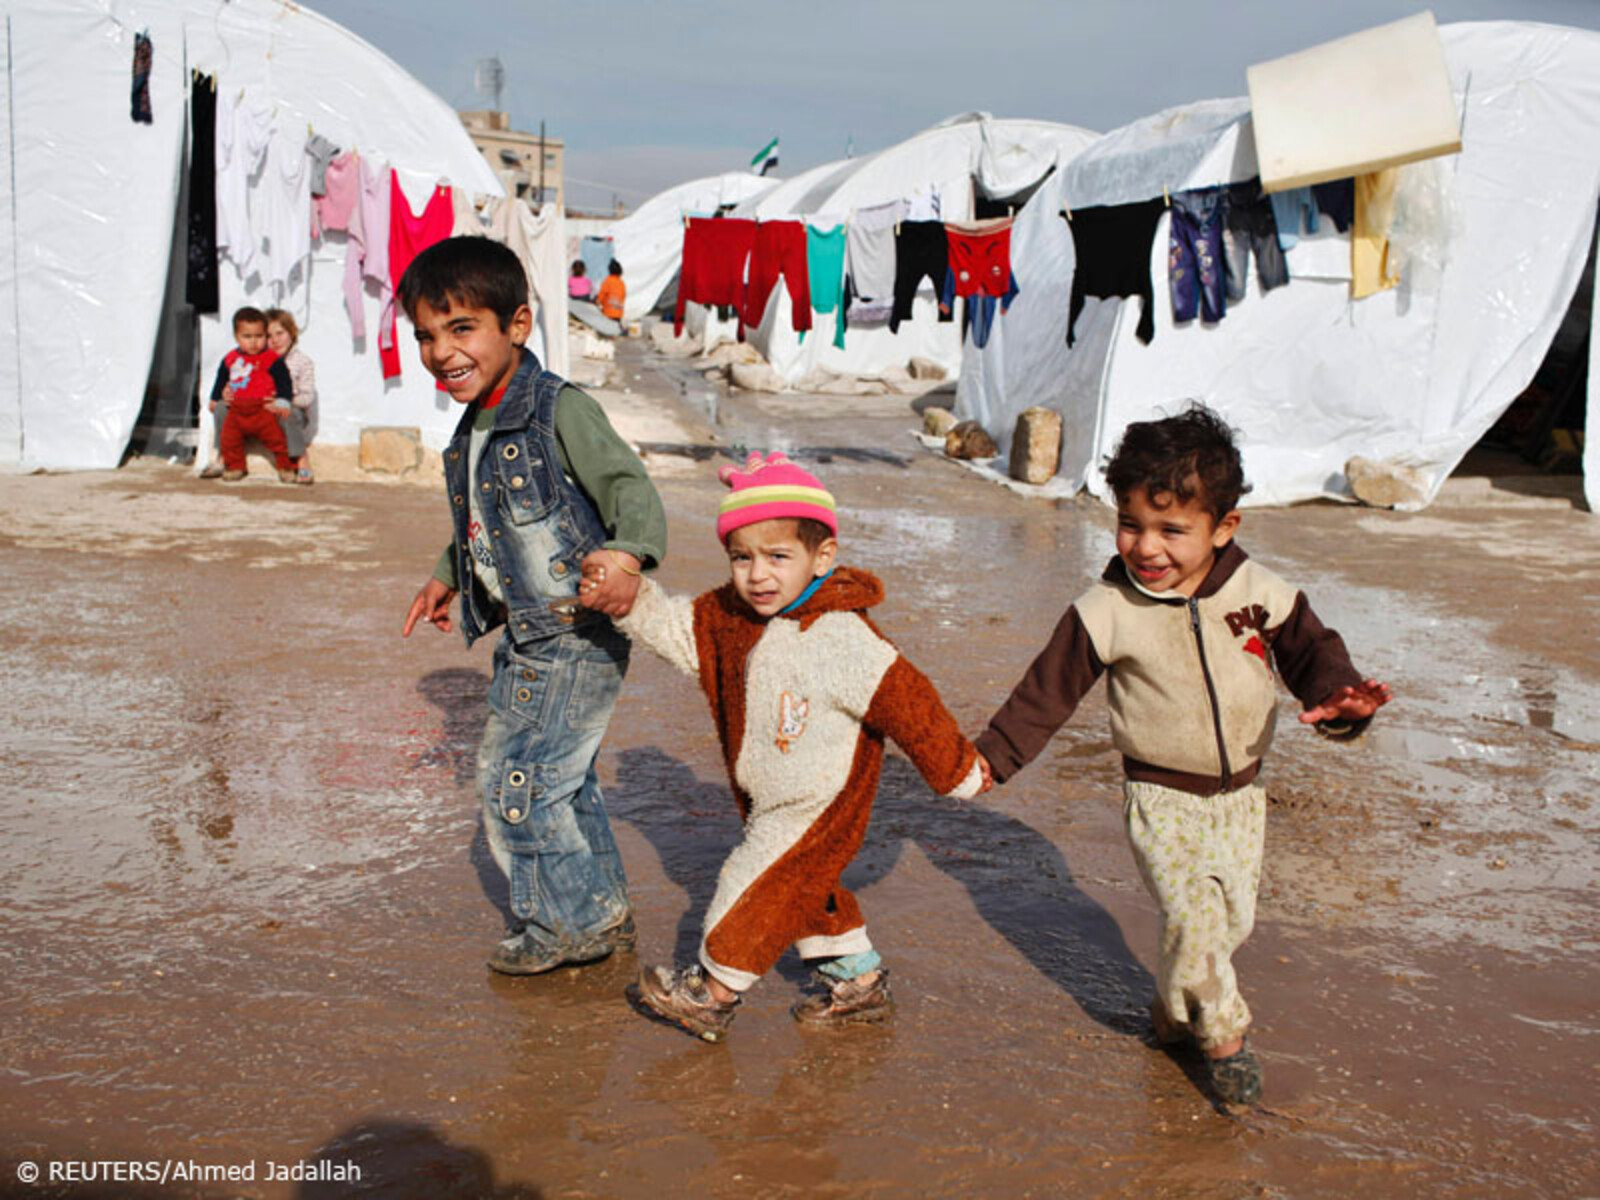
top-left (1064, 199), bottom-right (1164, 345)
top-left (380, 173), bottom-right (454, 378)
top-left (1169, 188), bottom-right (1228, 325)
top-left (255, 122), bottom-right (313, 296)
top-left (131, 33), bottom-right (153, 124)
top-left (943, 222), bottom-right (1014, 299)
top-left (338, 156), bottom-right (391, 340)
top-left (675, 217), bottom-right (757, 334)
top-left (889, 221), bottom-right (954, 334)
top-left (803, 223), bottom-right (848, 349)
top-left (741, 220), bottom-right (810, 340)
top-left (185, 72), bottom-right (219, 314)
top-left (306, 134), bottom-right (340, 196)
top-left (844, 199), bottom-right (905, 325)
top-left (1351, 169), bottom-right (1400, 299)
top-left (214, 90), bottom-right (272, 276)
top-left (1222, 181), bottom-right (1288, 302)
top-left (312, 153), bottom-right (365, 332)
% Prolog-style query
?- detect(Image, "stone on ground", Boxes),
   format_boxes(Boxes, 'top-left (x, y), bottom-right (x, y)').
top-left (1009, 406), bottom-right (1063, 485)
top-left (1346, 456), bottom-right (1429, 509)
top-left (359, 426), bottom-right (425, 476)
top-left (945, 420), bottom-right (997, 460)
top-left (922, 407), bottom-right (958, 438)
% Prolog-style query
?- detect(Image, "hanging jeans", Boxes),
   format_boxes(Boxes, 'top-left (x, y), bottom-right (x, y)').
top-left (890, 221), bottom-right (953, 333)
top-left (1223, 182), bottom-right (1288, 302)
top-left (943, 269), bottom-right (1019, 349)
top-left (741, 221), bottom-right (810, 339)
top-left (1169, 188), bottom-right (1228, 324)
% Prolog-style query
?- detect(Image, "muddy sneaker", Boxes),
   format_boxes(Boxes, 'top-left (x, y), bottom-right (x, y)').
top-left (487, 928), bottom-right (614, 976)
top-left (1206, 1041), bottom-right (1263, 1105)
top-left (791, 968), bottom-right (893, 1027)
top-left (635, 964), bottom-right (739, 1042)
top-left (199, 464), bottom-right (224, 479)
top-left (276, 468), bottom-right (298, 484)
top-left (602, 912), bottom-right (637, 951)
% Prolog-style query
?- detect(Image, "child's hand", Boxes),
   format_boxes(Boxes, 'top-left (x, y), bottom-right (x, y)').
top-left (207, 399), bottom-right (217, 414)
top-left (976, 752), bottom-right (995, 794)
top-left (1299, 679), bottom-right (1392, 725)
top-left (270, 399), bottom-right (292, 414)
top-left (402, 578), bottom-right (457, 637)
top-left (578, 550), bottom-right (642, 617)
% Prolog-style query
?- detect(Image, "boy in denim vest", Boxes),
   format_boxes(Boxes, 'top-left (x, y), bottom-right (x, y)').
top-left (399, 237), bottom-right (666, 975)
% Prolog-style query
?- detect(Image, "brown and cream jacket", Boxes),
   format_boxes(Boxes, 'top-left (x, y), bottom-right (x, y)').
top-left (618, 567), bottom-right (983, 817)
top-left (977, 543), bottom-right (1369, 795)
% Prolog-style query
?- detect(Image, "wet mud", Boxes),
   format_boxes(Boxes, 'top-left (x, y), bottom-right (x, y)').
top-left (1, 339), bottom-right (1597, 1198)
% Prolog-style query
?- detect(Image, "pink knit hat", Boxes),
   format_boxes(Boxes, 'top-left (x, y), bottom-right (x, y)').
top-left (716, 451), bottom-right (838, 542)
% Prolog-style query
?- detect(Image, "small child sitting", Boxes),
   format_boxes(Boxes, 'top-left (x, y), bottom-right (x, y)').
top-left (568, 260), bottom-right (593, 300)
top-left (596, 259), bottom-right (626, 325)
top-left (264, 308), bottom-right (317, 485)
top-left (975, 404), bottom-right (1390, 1105)
top-left (588, 452), bottom-right (989, 1041)
top-left (204, 306), bottom-right (296, 483)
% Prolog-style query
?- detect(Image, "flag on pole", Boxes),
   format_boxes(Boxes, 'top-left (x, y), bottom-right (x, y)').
top-left (751, 136), bottom-right (779, 176)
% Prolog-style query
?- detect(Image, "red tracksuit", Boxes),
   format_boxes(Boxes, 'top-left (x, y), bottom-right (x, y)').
top-left (213, 349), bottom-right (294, 472)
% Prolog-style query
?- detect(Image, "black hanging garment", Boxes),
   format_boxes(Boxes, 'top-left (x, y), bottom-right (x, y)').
top-left (1222, 181), bottom-right (1289, 299)
top-left (131, 33), bottom-right (153, 124)
top-left (889, 221), bottom-right (955, 333)
top-left (185, 72), bottom-right (219, 313)
top-left (1063, 199), bottom-right (1165, 345)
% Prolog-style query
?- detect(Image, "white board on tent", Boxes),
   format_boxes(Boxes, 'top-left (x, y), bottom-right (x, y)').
top-left (1248, 11), bottom-right (1461, 193)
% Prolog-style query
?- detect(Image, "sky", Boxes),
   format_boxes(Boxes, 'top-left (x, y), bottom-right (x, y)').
top-left (309, 0), bottom-right (1600, 212)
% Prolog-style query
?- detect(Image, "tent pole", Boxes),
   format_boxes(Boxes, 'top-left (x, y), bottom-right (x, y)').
top-left (5, 14), bottom-right (21, 462)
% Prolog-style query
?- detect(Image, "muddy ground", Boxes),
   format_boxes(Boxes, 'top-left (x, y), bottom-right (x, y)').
top-left (1, 338), bottom-right (1597, 1199)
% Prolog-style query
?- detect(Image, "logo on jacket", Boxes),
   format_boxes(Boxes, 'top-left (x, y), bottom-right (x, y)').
top-left (1242, 635), bottom-right (1269, 665)
top-left (775, 692), bottom-right (809, 754)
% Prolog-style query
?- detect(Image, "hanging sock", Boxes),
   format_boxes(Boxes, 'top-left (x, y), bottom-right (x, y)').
top-left (131, 33), bottom-right (153, 124)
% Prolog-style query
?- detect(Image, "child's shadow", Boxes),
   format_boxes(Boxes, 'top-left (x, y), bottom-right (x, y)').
top-left (612, 746), bottom-right (1152, 1034)
top-left (415, 668), bottom-right (515, 928)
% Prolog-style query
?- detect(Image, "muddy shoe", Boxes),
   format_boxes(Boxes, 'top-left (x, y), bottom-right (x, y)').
top-left (199, 464), bottom-right (224, 479)
top-left (1206, 1041), bottom-right (1263, 1105)
top-left (276, 468), bottom-right (298, 484)
top-left (635, 964), bottom-right (739, 1042)
top-left (221, 469), bottom-right (246, 482)
top-left (487, 929), bottom-right (614, 976)
top-left (602, 912), bottom-right (637, 951)
top-left (791, 968), bottom-right (893, 1028)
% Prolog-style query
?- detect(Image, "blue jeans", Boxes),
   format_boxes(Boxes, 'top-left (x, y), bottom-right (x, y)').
top-left (476, 625), bottom-right (631, 949)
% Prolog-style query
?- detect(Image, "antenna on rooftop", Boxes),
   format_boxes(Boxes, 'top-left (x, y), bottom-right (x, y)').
top-left (474, 57), bottom-right (504, 110)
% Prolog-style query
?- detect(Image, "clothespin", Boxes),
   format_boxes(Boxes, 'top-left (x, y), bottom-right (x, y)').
top-left (1060, 205), bottom-right (1072, 222)
top-left (894, 221), bottom-right (901, 236)
top-left (1163, 184), bottom-right (1171, 208)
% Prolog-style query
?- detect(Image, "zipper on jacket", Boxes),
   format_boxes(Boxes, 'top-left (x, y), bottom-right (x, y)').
top-left (1188, 596), bottom-right (1233, 792)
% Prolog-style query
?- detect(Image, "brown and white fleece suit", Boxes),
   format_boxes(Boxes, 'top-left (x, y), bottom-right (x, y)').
top-left (618, 567), bottom-right (983, 993)
top-left (976, 542), bottom-right (1370, 1049)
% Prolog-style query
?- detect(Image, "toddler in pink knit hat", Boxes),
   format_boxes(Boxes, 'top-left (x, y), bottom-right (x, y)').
top-left (580, 451), bottom-right (991, 1042)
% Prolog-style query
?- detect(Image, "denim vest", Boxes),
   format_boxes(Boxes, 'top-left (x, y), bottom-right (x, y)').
top-left (443, 350), bottom-right (609, 647)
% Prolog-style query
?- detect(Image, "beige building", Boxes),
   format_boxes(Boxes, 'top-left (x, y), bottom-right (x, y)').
top-left (458, 110), bottom-right (563, 207)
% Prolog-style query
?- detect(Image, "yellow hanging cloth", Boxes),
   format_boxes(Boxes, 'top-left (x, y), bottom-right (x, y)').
top-left (1351, 168), bottom-right (1401, 299)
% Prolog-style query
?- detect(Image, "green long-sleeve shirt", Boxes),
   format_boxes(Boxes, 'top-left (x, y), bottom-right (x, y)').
top-left (433, 385), bottom-right (666, 589)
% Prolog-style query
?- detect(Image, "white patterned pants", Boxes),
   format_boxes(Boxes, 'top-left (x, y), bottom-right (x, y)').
top-left (1124, 779), bottom-right (1266, 1051)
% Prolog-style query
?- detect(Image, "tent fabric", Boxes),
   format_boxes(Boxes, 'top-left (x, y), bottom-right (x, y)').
top-left (0, 0), bottom-right (504, 471)
top-left (695, 114), bottom-right (1098, 387)
top-left (605, 171), bottom-right (778, 322)
top-left (957, 22), bottom-right (1600, 511)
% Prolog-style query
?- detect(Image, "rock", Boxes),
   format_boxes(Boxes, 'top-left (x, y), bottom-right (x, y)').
top-left (359, 426), bottom-right (424, 475)
top-left (1009, 406), bottom-right (1063, 485)
top-left (1345, 456), bottom-right (1429, 509)
top-left (648, 321), bottom-right (697, 357)
top-left (729, 362), bottom-right (785, 393)
top-left (880, 365), bottom-right (912, 384)
top-left (703, 341), bottom-right (764, 368)
top-left (792, 369), bottom-right (886, 396)
top-left (922, 406), bottom-right (958, 437)
top-left (944, 420), bottom-right (997, 460)
top-left (909, 357), bottom-right (947, 381)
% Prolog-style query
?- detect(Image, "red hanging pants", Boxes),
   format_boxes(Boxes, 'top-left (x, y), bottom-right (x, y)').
top-left (741, 220), bottom-right (811, 339)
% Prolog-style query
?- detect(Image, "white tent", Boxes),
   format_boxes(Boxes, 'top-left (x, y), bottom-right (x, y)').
top-left (957, 22), bottom-right (1600, 512)
top-left (689, 114), bottom-right (1099, 386)
top-left (608, 170), bottom-right (778, 322)
top-left (0, 0), bottom-right (506, 472)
